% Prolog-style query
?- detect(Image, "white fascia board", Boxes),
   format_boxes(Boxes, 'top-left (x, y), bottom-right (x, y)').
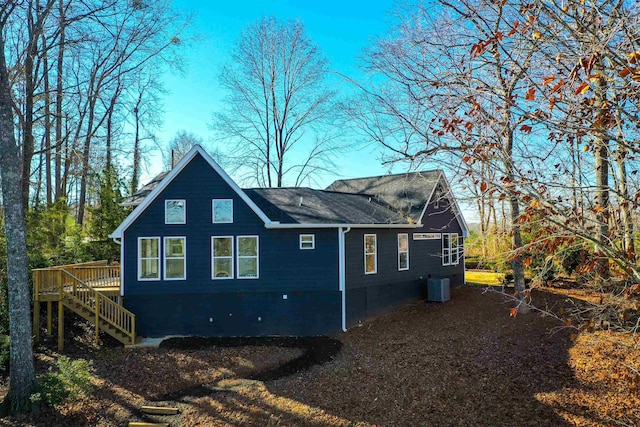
top-left (265, 223), bottom-right (421, 229)
top-left (110, 145), bottom-right (272, 239)
top-left (417, 171), bottom-right (470, 238)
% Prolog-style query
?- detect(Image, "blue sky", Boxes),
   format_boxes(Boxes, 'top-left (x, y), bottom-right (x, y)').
top-left (147, 0), bottom-right (400, 187)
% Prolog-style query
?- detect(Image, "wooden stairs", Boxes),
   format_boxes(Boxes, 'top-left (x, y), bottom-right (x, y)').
top-left (63, 298), bottom-right (134, 345)
top-left (33, 261), bottom-right (136, 349)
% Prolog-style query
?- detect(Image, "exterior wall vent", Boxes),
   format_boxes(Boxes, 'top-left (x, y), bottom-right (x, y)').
top-left (427, 278), bottom-right (450, 302)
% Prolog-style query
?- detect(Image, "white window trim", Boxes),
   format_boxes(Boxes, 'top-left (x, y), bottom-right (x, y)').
top-left (211, 236), bottom-right (234, 280)
top-left (442, 233), bottom-right (451, 266)
top-left (451, 233), bottom-right (459, 266)
top-left (165, 199), bottom-right (186, 224)
top-left (364, 234), bottom-right (377, 274)
top-left (163, 236), bottom-right (186, 281)
top-left (137, 237), bottom-right (160, 281)
top-left (398, 233), bottom-right (409, 271)
top-left (299, 234), bottom-right (315, 250)
top-left (236, 235), bottom-right (259, 279)
top-left (212, 199), bottom-right (234, 224)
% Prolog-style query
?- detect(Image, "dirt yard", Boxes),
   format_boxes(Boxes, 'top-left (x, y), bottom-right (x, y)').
top-left (2, 284), bottom-right (639, 426)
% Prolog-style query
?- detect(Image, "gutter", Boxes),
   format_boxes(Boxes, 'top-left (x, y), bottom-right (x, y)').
top-left (338, 226), bottom-right (351, 332)
top-left (265, 222), bottom-right (420, 230)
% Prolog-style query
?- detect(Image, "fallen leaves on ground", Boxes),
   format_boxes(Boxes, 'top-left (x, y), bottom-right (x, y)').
top-left (1, 285), bottom-right (639, 426)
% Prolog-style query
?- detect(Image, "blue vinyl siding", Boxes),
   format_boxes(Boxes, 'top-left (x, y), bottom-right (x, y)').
top-left (344, 196), bottom-right (464, 326)
top-left (122, 153), bottom-right (340, 336)
top-left (120, 151), bottom-right (466, 336)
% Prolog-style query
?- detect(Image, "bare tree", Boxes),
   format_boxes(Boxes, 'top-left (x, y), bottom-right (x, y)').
top-left (213, 17), bottom-right (340, 187)
top-left (0, 2), bottom-right (37, 414)
top-left (164, 130), bottom-right (203, 169)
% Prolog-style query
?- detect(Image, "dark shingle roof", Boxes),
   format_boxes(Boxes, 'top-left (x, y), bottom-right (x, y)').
top-left (326, 171), bottom-right (441, 222)
top-left (122, 169), bottom-right (441, 225)
top-left (121, 171), bottom-right (169, 207)
top-left (244, 188), bottom-right (409, 224)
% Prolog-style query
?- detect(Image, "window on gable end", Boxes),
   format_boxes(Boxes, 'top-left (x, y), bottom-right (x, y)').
top-left (212, 199), bottom-right (233, 223)
top-left (442, 233), bottom-right (451, 266)
top-left (165, 200), bottom-right (186, 224)
top-left (451, 233), bottom-right (459, 265)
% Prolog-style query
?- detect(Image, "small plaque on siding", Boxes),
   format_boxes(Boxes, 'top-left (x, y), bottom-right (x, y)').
top-left (413, 233), bottom-right (441, 240)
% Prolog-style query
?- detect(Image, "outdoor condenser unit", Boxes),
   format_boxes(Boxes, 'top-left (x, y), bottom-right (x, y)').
top-left (427, 278), bottom-right (450, 302)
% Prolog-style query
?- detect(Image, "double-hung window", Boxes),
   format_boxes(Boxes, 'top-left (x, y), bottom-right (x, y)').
top-left (164, 237), bottom-right (186, 280)
top-left (237, 236), bottom-right (259, 278)
top-left (212, 237), bottom-right (234, 279)
top-left (442, 233), bottom-right (461, 266)
top-left (442, 234), bottom-right (451, 266)
top-left (138, 237), bottom-right (160, 280)
top-left (300, 234), bottom-right (315, 249)
top-left (451, 233), bottom-right (459, 265)
top-left (364, 234), bottom-right (377, 274)
top-left (398, 233), bottom-right (409, 271)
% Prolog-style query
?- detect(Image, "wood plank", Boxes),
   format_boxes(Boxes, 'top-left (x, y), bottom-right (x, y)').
top-left (57, 300), bottom-right (64, 351)
top-left (140, 406), bottom-right (179, 415)
top-left (128, 423), bottom-right (169, 427)
top-left (33, 300), bottom-right (40, 344)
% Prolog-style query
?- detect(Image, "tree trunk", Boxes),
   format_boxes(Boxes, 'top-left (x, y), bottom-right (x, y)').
top-left (503, 110), bottom-right (526, 309)
top-left (593, 67), bottom-right (610, 281)
top-left (0, 30), bottom-right (38, 415)
top-left (54, 0), bottom-right (65, 201)
top-left (42, 32), bottom-right (52, 205)
top-left (131, 105), bottom-right (141, 194)
top-left (22, 2), bottom-right (37, 209)
top-left (76, 97), bottom-right (96, 224)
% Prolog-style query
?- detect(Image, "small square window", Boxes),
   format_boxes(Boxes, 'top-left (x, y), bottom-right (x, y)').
top-left (165, 200), bottom-right (186, 224)
top-left (300, 234), bottom-right (315, 250)
top-left (213, 199), bottom-right (233, 223)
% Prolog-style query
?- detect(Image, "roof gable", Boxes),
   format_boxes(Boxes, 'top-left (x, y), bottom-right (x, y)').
top-left (326, 171), bottom-right (441, 221)
top-left (109, 145), bottom-right (271, 238)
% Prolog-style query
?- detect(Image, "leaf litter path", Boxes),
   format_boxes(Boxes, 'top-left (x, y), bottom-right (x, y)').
top-left (129, 336), bottom-right (342, 426)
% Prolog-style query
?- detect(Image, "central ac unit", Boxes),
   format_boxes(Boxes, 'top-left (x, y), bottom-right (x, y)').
top-left (427, 278), bottom-right (450, 302)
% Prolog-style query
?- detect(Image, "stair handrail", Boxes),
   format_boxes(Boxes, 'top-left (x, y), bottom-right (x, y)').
top-left (60, 270), bottom-right (135, 344)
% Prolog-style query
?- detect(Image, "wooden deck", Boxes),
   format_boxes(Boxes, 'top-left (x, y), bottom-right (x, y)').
top-left (32, 261), bottom-right (135, 349)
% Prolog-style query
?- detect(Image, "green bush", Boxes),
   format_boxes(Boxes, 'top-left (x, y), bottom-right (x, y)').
top-left (34, 356), bottom-right (93, 407)
top-left (0, 335), bottom-right (9, 372)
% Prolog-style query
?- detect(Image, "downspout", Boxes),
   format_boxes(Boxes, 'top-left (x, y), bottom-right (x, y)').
top-left (338, 226), bottom-right (351, 332)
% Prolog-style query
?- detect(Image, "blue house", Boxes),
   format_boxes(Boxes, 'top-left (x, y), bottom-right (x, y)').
top-left (109, 145), bottom-right (468, 338)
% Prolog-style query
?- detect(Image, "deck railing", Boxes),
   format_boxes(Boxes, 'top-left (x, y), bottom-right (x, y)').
top-left (62, 270), bottom-right (135, 344)
top-left (32, 261), bottom-right (134, 345)
top-left (70, 265), bottom-right (120, 289)
top-left (33, 260), bottom-right (113, 298)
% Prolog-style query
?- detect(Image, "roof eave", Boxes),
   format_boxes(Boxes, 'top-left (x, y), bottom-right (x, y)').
top-left (110, 145), bottom-right (273, 239)
top-left (264, 222), bottom-right (421, 229)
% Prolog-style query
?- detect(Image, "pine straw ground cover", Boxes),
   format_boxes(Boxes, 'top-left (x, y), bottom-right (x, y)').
top-left (2, 284), bottom-right (640, 426)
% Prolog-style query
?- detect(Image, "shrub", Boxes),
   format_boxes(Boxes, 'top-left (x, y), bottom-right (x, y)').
top-left (34, 356), bottom-right (93, 407)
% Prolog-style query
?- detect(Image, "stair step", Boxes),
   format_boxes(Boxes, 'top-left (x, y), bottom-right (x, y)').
top-left (141, 406), bottom-right (179, 415)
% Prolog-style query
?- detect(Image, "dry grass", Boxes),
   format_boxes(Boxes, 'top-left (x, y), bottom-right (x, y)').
top-left (2, 285), bottom-right (639, 426)
top-left (465, 269), bottom-right (503, 285)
